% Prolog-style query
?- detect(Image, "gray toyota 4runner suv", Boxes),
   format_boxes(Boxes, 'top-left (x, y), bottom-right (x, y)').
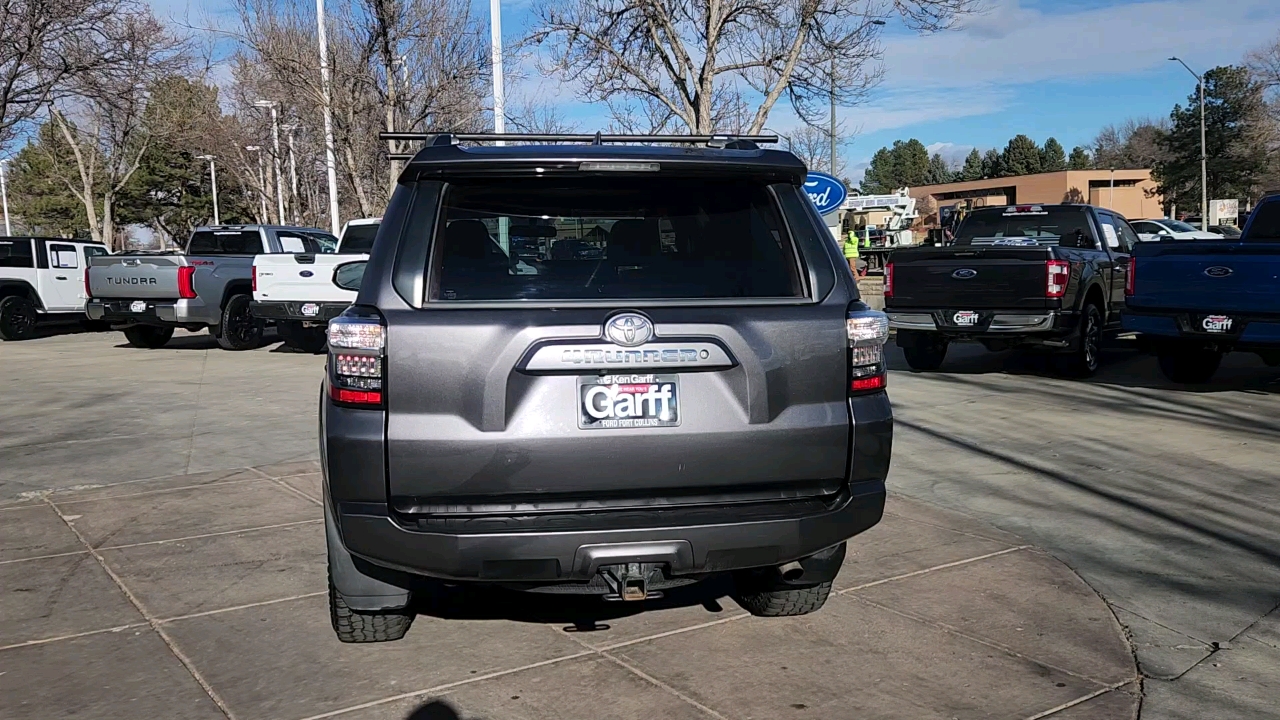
top-left (321, 133), bottom-right (893, 642)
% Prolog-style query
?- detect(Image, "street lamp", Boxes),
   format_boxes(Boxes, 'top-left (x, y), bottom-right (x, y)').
top-left (490, 0), bottom-right (505, 145)
top-left (0, 158), bottom-right (11, 236)
top-left (195, 155), bottom-right (220, 226)
top-left (246, 145), bottom-right (267, 222)
top-left (316, 0), bottom-right (341, 234)
top-left (830, 19), bottom-right (886, 175)
top-left (254, 100), bottom-right (286, 225)
top-left (282, 124), bottom-right (301, 225)
top-left (1169, 57), bottom-right (1208, 231)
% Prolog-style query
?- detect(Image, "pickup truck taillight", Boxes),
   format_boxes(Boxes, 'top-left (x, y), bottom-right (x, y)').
top-left (84, 268), bottom-right (92, 299)
top-left (252, 265), bottom-right (257, 292)
top-left (1125, 256), bottom-right (1136, 296)
top-left (1046, 260), bottom-right (1070, 298)
top-left (178, 266), bottom-right (197, 299)
top-left (327, 313), bottom-right (385, 407)
top-left (847, 307), bottom-right (890, 394)
top-left (883, 262), bottom-right (894, 299)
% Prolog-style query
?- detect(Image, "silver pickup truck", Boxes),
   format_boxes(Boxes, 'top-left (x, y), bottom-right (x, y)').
top-left (86, 225), bottom-right (337, 349)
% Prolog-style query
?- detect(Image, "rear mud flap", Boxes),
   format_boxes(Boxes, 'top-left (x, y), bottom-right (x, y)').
top-left (325, 500), bottom-right (412, 612)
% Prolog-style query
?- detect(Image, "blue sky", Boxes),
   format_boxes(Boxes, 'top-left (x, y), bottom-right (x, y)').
top-left (154, 0), bottom-right (1280, 180)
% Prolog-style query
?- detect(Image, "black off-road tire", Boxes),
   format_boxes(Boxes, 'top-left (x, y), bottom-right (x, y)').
top-left (1158, 348), bottom-right (1222, 384)
top-left (0, 296), bottom-right (39, 341)
top-left (278, 320), bottom-right (328, 354)
top-left (329, 577), bottom-right (414, 643)
top-left (902, 339), bottom-right (948, 371)
top-left (1060, 303), bottom-right (1103, 378)
top-left (122, 325), bottom-right (174, 349)
top-left (736, 581), bottom-right (834, 617)
top-left (216, 293), bottom-right (264, 351)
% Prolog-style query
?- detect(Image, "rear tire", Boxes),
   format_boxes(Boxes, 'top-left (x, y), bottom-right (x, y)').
top-left (122, 325), bottom-right (174, 349)
top-left (278, 320), bottom-right (327, 353)
top-left (329, 576), bottom-right (414, 643)
top-left (902, 337), bottom-right (948, 371)
top-left (216, 294), bottom-right (263, 351)
top-left (1060, 304), bottom-right (1102, 378)
top-left (736, 581), bottom-right (834, 617)
top-left (1158, 348), bottom-right (1222, 384)
top-left (0, 296), bottom-right (38, 341)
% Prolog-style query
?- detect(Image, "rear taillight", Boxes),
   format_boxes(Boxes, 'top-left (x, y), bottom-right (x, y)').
top-left (1046, 260), bottom-right (1070, 298)
top-left (252, 265), bottom-right (257, 292)
top-left (84, 268), bottom-right (92, 299)
top-left (847, 307), bottom-right (890, 395)
top-left (178, 266), bottom-right (197, 299)
top-left (1125, 256), bottom-right (1136, 297)
top-left (327, 313), bottom-right (385, 408)
top-left (883, 262), bottom-right (894, 298)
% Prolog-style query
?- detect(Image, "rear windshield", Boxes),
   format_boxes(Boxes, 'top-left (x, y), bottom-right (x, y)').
top-left (430, 178), bottom-right (803, 301)
top-left (0, 239), bottom-right (34, 268)
top-left (276, 232), bottom-right (335, 254)
top-left (955, 207), bottom-right (1090, 246)
top-left (186, 230), bottom-right (261, 255)
top-left (339, 223), bottom-right (380, 253)
top-left (1243, 202), bottom-right (1280, 241)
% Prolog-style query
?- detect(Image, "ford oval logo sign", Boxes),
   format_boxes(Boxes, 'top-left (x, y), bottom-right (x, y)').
top-left (803, 172), bottom-right (847, 215)
top-left (952, 268), bottom-right (978, 279)
top-left (1204, 266), bottom-right (1233, 278)
top-left (299, 270), bottom-right (314, 277)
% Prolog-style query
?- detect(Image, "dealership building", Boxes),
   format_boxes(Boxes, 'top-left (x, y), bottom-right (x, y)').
top-left (911, 169), bottom-right (1164, 221)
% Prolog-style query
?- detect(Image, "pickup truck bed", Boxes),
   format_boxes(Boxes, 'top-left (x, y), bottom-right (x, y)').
top-left (1123, 196), bottom-right (1280, 382)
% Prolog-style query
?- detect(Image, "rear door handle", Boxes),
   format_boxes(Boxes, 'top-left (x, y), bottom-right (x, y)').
top-left (56, 275), bottom-right (68, 280)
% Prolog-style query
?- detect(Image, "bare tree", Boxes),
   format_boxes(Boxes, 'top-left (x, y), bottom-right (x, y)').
top-left (42, 10), bottom-right (186, 249)
top-left (0, 0), bottom-right (143, 149)
top-left (528, 0), bottom-right (977, 135)
top-left (779, 122), bottom-right (849, 175)
top-left (508, 98), bottom-right (580, 134)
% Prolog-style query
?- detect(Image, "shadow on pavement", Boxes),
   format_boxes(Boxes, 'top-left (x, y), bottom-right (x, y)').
top-left (405, 700), bottom-right (470, 720)
top-left (410, 575), bottom-right (738, 630)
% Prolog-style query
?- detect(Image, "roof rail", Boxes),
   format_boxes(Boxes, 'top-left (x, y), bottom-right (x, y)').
top-left (381, 132), bottom-right (778, 160)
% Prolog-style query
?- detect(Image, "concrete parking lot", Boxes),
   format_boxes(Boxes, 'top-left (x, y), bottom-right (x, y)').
top-left (3, 326), bottom-right (1276, 718)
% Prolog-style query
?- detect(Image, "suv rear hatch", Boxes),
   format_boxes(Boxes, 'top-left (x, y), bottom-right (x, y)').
top-left (374, 173), bottom-right (862, 521)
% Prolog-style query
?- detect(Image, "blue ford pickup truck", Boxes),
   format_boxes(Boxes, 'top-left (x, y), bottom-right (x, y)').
top-left (1123, 195), bottom-right (1280, 383)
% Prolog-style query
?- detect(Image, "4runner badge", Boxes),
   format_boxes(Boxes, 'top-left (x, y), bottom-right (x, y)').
top-left (953, 311), bottom-right (980, 326)
top-left (1202, 315), bottom-right (1233, 333)
top-left (605, 313), bottom-right (653, 347)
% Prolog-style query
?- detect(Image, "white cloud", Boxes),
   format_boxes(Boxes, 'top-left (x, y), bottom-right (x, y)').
top-left (926, 142), bottom-right (977, 167)
top-left (880, 0), bottom-right (1280, 89)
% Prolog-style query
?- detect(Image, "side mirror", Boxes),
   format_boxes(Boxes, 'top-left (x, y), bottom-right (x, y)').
top-left (333, 261), bottom-right (367, 292)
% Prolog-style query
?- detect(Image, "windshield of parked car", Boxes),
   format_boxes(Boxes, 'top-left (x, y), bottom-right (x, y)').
top-left (1164, 219), bottom-right (1199, 233)
top-left (339, 223), bottom-right (380, 253)
top-left (954, 207), bottom-right (1090, 245)
top-left (430, 177), bottom-right (803, 301)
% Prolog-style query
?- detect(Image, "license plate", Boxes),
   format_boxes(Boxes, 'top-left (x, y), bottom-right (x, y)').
top-left (1199, 315), bottom-right (1234, 333)
top-left (579, 374), bottom-right (679, 429)
top-left (130, 301), bottom-right (148, 313)
top-left (952, 310), bottom-right (980, 327)
top-left (301, 303), bottom-right (320, 317)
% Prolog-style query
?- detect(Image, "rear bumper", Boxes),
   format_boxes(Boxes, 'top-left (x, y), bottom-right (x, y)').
top-left (85, 298), bottom-right (215, 327)
top-left (1123, 309), bottom-right (1280, 350)
top-left (250, 300), bottom-right (349, 323)
top-left (887, 308), bottom-right (1075, 343)
top-left (323, 393), bottom-right (891, 584)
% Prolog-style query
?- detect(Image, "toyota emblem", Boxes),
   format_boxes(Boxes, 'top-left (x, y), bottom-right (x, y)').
top-left (605, 313), bottom-right (653, 347)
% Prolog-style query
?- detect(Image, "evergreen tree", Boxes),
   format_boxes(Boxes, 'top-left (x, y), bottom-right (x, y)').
top-left (859, 138), bottom-right (932, 192)
top-left (1068, 146), bottom-right (1093, 170)
top-left (1001, 134), bottom-right (1043, 176)
top-left (925, 152), bottom-right (954, 184)
top-left (7, 122), bottom-right (90, 237)
top-left (959, 148), bottom-right (984, 180)
top-left (1155, 65), bottom-right (1270, 209)
top-left (981, 148), bottom-right (1003, 178)
top-left (860, 146), bottom-right (897, 194)
top-left (1041, 137), bottom-right (1067, 172)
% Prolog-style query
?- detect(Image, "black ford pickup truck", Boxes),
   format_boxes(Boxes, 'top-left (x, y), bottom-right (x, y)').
top-left (884, 204), bottom-right (1138, 376)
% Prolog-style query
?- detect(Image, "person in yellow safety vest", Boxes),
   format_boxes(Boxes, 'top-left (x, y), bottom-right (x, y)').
top-left (844, 230), bottom-right (864, 277)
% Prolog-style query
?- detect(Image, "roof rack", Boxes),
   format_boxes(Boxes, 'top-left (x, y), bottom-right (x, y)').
top-left (381, 132), bottom-right (779, 160)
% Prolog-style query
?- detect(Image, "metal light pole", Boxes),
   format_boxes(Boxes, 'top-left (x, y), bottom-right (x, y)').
top-left (254, 100), bottom-right (286, 224)
top-left (282, 124), bottom-right (300, 225)
top-left (0, 159), bottom-right (11, 236)
top-left (1170, 57), bottom-right (1208, 230)
top-left (247, 146), bottom-right (267, 222)
top-left (195, 155), bottom-right (220, 226)
top-left (829, 20), bottom-right (884, 177)
top-left (490, 0), bottom-right (505, 144)
top-left (316, 0), bottom-right (341, 234)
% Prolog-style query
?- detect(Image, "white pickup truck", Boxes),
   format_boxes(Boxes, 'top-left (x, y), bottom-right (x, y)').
top-left (250, 218), bottom-right (379, 352)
